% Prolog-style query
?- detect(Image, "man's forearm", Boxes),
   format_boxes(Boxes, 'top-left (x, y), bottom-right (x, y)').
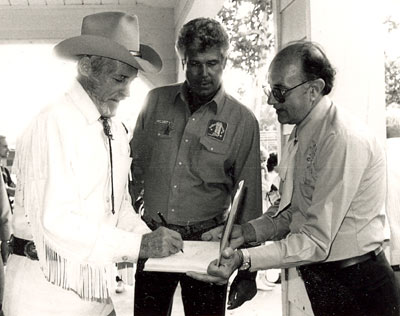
top-left (241, 223), bottom-right (257, 243)
top-left (244, 209), bottom-right (291, 243)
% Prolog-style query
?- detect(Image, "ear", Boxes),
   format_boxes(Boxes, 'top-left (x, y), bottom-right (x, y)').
top-left (309, 78), bottom-right (325, 98)
top-left (77, 57), bottom-right (91, 77)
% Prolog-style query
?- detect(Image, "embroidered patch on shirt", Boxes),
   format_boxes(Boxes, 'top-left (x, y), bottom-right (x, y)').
top-left (207, 120), bottom-right (227, 141)
top-left (305, 143), bottom-right (317, 183)
top-left (155, 120), bottom-right (173, 136)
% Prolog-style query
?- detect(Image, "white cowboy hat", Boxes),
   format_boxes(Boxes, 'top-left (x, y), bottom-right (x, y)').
top-left (54, 11), bottom-right (162, 73)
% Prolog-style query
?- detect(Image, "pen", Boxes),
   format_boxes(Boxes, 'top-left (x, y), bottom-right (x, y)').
top-left (157, 212), bottom-right (184, 253)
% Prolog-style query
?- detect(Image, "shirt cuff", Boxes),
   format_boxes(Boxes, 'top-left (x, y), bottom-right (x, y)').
top-left (247, 242), bottom-right (282, 271)
top-left (248, 216), bottom-right (276, 243)
top-left (90, 225), bottom-right (143, 264)
top-left (242, 223), bottom-right (257, 243)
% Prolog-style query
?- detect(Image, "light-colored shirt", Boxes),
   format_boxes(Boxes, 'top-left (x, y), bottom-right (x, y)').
top-left (247, 96), bottom-right (386, 270)
top-left (11, 79), bottom-right (150, 301)
top-left (131, 82), bottom-right (262, 225)
top-left (386, 137), bottom-right (400, 265)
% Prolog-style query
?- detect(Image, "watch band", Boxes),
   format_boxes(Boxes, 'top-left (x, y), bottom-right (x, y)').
top-left (239, 248), bottom-right (251, 271)
top-left (392, 265), bottom-right (400, 272)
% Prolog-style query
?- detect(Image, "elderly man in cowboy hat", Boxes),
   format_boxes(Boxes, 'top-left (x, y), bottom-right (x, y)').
top-left (3, 11), bottom-right (183, 316)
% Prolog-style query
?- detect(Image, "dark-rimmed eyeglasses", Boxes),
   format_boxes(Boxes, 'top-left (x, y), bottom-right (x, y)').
top-left (264, 80), bottom-right (312, 103)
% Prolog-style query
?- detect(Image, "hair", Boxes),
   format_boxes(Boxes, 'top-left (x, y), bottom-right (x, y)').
top-left (275, 41), bottom-right (336, 95)
top-left (175, 18), bottom-right (229, 60)
top-left (87, 55), bottom-right (118, 76)
top-left (386, 106), bottom-right (400, 138)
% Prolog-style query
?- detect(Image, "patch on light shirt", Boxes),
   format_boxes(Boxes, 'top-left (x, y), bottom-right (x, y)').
top-left (207, 120), bottom-right (227, 141)
top-left (155, 120), bottom-right (173, 136)
top-left (305, 143), bottom-right (317, 182)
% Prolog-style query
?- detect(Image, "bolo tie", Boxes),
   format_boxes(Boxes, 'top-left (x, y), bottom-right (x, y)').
top-left (100, 116), bottom-right (115, 215)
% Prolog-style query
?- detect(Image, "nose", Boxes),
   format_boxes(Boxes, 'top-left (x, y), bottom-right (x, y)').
top-left (121, 84), bottom-right (131, 99)
top-left (201, 64), bottom-right (208, 76)
top-left (267, 92), bottom-right (278, 105)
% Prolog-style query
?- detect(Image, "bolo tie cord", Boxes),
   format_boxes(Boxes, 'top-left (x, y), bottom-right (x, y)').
top-left (100, 116), bottom-right (115, 215)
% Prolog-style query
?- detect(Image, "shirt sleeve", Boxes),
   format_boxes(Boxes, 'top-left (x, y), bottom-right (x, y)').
top-left (233, 113), bottom-right (263, 224)
top-left (248, 205), bottom-right (293, 242)
top-left (248, 132), bottom-right (381, 270)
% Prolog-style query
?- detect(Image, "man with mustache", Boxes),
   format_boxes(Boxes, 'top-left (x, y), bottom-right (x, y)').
top-left (3, 12), bottom-right (182, 316)
top-left (131, 17), bottom-right (262, 316)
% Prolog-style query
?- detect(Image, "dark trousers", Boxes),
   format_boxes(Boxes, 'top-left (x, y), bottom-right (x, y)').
top-left (299, 251), bottom-right (400, 316)
top-left (135, 215), bottom-right (226, 316)
top-left (134, 260), bottom-right (227, 316)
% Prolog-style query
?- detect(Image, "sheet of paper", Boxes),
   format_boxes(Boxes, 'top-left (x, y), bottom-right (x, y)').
top-left (144, 241), bottom-right (219, 274)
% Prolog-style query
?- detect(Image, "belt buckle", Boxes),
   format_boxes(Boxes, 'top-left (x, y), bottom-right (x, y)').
top-left (24, 241), bottom-right (38, 260)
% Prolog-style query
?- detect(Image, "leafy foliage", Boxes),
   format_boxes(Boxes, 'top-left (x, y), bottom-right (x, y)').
top-left (217, 0), bottom-right (274, 74)
top-left (384, 17), bottom-right (400, 106)
top-left (385, 56), bottom-right (400, 106)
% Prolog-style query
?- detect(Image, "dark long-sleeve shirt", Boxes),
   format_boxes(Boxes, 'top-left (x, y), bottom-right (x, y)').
top-left (131, 82), bottom-right (262, 226)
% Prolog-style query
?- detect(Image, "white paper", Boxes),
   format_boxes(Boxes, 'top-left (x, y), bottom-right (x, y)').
top-left (144, 241), bottom-right (219, 274)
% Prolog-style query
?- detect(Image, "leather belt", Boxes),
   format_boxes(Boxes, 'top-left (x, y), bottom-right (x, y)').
top-left (142, 215), bottom-right (222, 240)
top-left (7, 234), bottom-right (39, 261)
top-left (301, 247), bottom-right (383, 272)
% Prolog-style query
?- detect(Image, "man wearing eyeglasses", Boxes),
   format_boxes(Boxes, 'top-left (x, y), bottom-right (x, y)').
top-left (189, 41), bottom-right (400, 316)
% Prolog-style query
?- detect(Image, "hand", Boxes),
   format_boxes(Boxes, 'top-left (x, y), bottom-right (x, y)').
top-left (201, 225), bottom-right (245, 250)
top-left (186, 247), bottom-right (241, 284)
top-left (139, 227), bottom-right (183, 258)
top-left (227, 276), bottom-right (257, 310)
top-left (1, 241), bottom-right (9, 265)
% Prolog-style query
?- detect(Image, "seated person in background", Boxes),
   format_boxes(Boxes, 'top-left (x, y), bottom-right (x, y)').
top-left (265, 152), bottom-right (279, 208)
top-left (0, 135), bottom-right (15, 209)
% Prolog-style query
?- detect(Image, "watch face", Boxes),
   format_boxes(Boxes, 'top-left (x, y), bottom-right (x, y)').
top-left (242, 262), bottom-right (250, 270)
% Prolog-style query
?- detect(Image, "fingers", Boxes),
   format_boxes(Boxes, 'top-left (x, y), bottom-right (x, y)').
top-left (222, 247), bottom-right (235, 258)
top-left (201, 226), bottom-right (224, 241)
top-left (156, 226), bottom-right (182, 241)
top-left (208, 259), bottom-right (234, 280)
top-left (141, 227), bottom-right (184, 258)
top-left (186, 271), bottom-right (227, 285)
top-left (155, 227), bottom-right (183, 256)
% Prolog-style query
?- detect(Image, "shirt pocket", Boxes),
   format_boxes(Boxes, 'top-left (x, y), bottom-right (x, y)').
top-left (195, 136), bottom-right (229, 183)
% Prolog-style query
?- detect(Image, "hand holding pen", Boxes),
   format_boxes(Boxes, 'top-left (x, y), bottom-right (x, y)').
top-left (158, 212), bottom-right (184, 253)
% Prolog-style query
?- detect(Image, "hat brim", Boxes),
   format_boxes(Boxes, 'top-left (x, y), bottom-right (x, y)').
top-left (54, 35), bottom-right (162, 73)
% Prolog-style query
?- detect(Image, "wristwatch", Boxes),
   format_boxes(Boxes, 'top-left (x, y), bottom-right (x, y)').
top-left (238, 249), bottom-right (251, 271)
top-left (392, 265), bottom-right (400, 272)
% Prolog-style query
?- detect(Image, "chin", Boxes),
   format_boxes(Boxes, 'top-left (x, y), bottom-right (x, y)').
top-left (277, 116), bottom-right (288, 125)
top-left (102, 103), bottom-right (119, 117)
